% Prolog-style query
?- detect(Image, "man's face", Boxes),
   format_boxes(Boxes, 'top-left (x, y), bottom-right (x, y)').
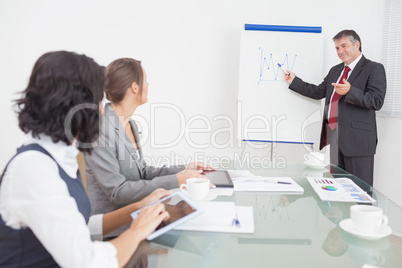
top-left (334, 36), bottom-right (361, 65)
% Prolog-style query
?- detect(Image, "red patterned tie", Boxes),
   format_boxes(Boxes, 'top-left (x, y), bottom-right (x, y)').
top-left (328, 66), bottom-right (351, 130)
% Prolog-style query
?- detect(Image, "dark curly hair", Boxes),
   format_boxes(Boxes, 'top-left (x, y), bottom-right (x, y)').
top-left (15, 51), bottom-right (105, 153)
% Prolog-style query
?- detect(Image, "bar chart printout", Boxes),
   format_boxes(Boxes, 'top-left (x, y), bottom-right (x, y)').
top-left (307, 177), bottom-right (376, 203)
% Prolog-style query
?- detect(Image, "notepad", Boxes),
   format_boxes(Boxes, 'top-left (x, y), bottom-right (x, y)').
top-left (232, 176), bottom-right (304, 193)
top-left (174, 201), bottom-right (254, 234)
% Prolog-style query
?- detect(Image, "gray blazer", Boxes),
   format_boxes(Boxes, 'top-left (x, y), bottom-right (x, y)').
top-left (84, 104), bottom-right (184, 236)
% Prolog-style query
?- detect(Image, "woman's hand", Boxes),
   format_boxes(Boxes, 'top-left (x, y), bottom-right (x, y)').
top-left (185, 162), bottom-right (215, 172)
top-left (111, 203), bottom-right (170, 267)
top-left (176, 169), bottom-right (205, 186)
top-left (129, 203), bottom-right (170, 241)
top-left (138, 188), bottom-right (172, 208)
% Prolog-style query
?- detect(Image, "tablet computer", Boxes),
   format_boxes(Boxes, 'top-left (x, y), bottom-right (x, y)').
top-left (131, 191), bottom-right (203, 240)
top-left (203, 170), bottom-right (234, 188)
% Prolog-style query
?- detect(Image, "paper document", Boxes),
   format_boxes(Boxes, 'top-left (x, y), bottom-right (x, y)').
top-left (210, 187), bottom-right (234, 196)
top-left (232, 176), bottom-right (304, 193)
top-left (307, 177), bottom-right (376, 203)
top-left (174, 201), bottom-right (254, 234)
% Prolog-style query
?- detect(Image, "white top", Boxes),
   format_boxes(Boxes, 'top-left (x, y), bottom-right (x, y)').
top-left (328, 53), bottom-right (363, 120)
top-left (0, 134), bottom-right (118, 268)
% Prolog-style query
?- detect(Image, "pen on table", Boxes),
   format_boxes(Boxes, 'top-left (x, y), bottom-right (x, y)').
top-left (232, 213), bottom-right (241, 228)
top-left (240, 179), bottom-right (291, 185)
top-left (277, 181), bottom-right (292, 185)
top-left (278, 63), bottom-right (290, 76)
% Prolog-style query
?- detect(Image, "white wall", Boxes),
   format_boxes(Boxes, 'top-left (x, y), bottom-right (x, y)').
top-left (375, 117), bottom-right (402, 206)
top-left (1, 0), bottom-right (400, 206)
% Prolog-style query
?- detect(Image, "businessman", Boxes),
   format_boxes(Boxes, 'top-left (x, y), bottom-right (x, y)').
top-left (284, 29), bottom-right (386, 186)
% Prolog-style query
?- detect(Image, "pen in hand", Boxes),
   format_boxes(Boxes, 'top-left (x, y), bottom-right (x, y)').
top-left (278, 63), bottom-right (290, 76)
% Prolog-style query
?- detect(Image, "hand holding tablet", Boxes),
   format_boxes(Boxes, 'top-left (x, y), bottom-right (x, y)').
top-left (131, 191), bottom-right (203, 240)
top-left (129, 202), bottom-right (170, 241)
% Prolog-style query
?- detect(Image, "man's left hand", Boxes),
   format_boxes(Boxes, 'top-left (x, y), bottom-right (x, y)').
top-left (331, 79), bottom-right (351, 95)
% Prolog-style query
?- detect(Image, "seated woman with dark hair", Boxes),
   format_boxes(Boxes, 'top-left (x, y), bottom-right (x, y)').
top-left (84, 57), bottom-right (215, 238)
top-left (0, 51), bottom-right (171, 268)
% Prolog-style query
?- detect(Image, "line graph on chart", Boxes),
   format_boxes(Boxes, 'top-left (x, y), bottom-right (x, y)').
top-left (255, 195), bottom-right (290, 220)
top-left (258, 47), bottom-right (297, 84)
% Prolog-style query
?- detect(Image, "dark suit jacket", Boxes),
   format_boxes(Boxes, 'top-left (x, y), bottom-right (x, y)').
top-left (84, 104), bottom-right (184, 236)
top-left (289, 55), bottom-right (386, 157)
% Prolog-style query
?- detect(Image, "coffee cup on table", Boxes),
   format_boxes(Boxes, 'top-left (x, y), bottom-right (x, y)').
top-left (304, 151), bottom-right (325, 165)
top-left (180, 178), bottom-right (210, 200)
top-left (350, 205), bottom-right (388, 234)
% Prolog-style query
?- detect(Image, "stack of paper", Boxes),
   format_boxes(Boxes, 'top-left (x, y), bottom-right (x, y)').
top-left (232, 176), bottom-right (304, 193)
top-left (307, 177), bottom-right (376, 203)
top-left (174, 201), bottom-right (254, 234)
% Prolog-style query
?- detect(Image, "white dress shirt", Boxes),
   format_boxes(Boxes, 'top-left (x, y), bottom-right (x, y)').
top-left (0, 134), bottom-right (118, 268)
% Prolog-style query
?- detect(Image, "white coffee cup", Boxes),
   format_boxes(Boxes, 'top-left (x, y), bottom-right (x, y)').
top-left (180, 178), bottom-right (210, 200)
top-left (350, 205), bottom-right (388, 234)
top-left (304, 151), bottom-right (325, 165)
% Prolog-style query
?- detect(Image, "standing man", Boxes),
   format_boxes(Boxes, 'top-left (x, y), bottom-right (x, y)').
top-left (284, 29), bottom-right (386, 186)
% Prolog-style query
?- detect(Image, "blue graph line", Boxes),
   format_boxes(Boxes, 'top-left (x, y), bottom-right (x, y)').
top-left (242, 139), bottom-right (313, 145)
top-left (245, 24), bottom-right (322, 33)
top-left (258, 47), bottom-right (297, 84)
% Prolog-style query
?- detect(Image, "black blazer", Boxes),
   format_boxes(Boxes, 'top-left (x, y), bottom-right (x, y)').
top-left (289, 55), bottom-right (386, 157)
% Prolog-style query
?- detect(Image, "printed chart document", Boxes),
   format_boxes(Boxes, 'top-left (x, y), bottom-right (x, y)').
top-left (232, 176), bottom-right (304, 193)
top-left (307, 177), bottom-right (376, 203)
top-left (174, 201), bottom-right (254, 234)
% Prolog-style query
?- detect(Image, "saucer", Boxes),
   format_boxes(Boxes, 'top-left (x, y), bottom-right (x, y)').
top-left (303, 160), bottom-right (327, 170)
top-left (186, 191), bottom-right (217, 201)
top-left (339, 218), bottom-right (392, 240)
top-left (196, 191), bottom-right (217, 201)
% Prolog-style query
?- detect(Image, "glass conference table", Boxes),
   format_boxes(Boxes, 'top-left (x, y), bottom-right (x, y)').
top-left (125, 162), bottom-right (402, 268)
